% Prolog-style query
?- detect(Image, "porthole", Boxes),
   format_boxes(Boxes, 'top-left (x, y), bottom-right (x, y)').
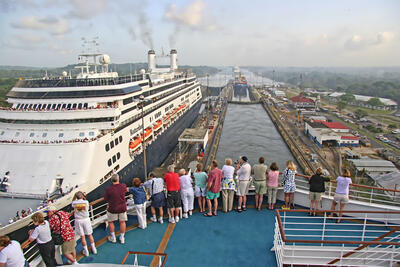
top-left (58, 133), bottom-right (64, 138)
top-left (79, 132), bottom-right (85, 137)
top-left (89, 132), bottom-right (95, 137)
top-left (117, 152), bottom-right (121, 160)
top-left (105, 144), bottom-right (110, 151)
top-left (42, 133), bottom-right (47, 137)
top-left (107, 159), bottom-right (112, 167)
top-left (29, 133), bottom-right (34, 137)
top-left (110, 141), bottom-right (114, 149)
top-left (112, 155), bottom-right (116, 163)
top-left (119, 136), bottom-right (123, 142)
top-left (114, 138), bottom-right (119, 145)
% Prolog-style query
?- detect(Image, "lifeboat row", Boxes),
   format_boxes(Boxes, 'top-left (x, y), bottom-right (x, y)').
top-left (129, 137), bottom-right (142, 150)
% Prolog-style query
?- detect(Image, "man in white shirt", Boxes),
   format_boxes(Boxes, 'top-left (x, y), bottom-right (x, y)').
top-left (236, 156), bottom-right (251, 212)
top-left (143, 173), bottom-right (166, 224)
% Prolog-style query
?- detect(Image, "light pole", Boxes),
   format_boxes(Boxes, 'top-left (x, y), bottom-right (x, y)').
top-left (140, 95), bottom-right (147, 179)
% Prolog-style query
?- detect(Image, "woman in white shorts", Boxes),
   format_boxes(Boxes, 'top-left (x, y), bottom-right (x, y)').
top-left (329, 169), bottom-right (352, 223)
top-left (193, 163), bottom-right (208, 213)
top-left (72, 191), bottom-right (97, 256)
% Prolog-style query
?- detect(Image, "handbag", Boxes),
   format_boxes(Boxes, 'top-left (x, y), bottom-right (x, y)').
top-left (51, 213), bottom-right (64, 245)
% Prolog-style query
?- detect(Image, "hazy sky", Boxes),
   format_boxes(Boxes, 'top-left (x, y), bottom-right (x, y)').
top-left (0, 0), bottom-right (399, 67)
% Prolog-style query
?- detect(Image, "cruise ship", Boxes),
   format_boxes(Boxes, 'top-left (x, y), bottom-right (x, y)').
top-left (0, 48), bottom-right (202, 202)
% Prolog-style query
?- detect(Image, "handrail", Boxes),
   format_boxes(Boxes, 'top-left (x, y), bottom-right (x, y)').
top-left (276, 209), bottom-right (400, 246)
top-left (120, 251), bottom-right (168, 266)
top-left (327, 227), bottom-right (400, 265)
top-left (292, 173), bottom-right (400, 193)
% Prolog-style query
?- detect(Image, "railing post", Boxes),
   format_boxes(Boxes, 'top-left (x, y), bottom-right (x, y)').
top-left (369, 188), bottom-right (373, 204)
top-left (321, 212), bottom-right (326, 246)
top-left (361, 213), bottom-right (367, 242)
top-left (89, 205), bottom-right (94, 221)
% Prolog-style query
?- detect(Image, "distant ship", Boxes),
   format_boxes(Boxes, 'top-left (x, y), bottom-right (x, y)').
top-left (233, 66), bottom-right (248, 97)
top-left (0, 46), bottom-right (202, 203)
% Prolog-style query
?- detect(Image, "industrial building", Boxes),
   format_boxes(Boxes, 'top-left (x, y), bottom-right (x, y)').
top-left (305, 120), bottom-right (359, 147)
top-left (329, 92), bottom-right (398, 110)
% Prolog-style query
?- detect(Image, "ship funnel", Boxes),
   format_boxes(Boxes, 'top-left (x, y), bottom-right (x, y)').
top-left (148, 49), bottom-right (156, 72)
top-left (170, 49), bottom-right (177, 71)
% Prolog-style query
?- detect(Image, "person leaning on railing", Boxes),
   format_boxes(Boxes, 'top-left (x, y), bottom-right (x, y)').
top-left (328, 169), bottom-right (352, 223)
top-left (0, 235), bottom-right (27, 267)
top-left (282, 161), bottom-right (297, 210)
top-left (306, 167), bottom-right (330, 216)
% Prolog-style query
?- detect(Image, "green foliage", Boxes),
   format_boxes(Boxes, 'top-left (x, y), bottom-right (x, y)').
top-left (337, 101), bottom-right (347, 111)
top-left (0, 78), bottom-right (17, 107)
top-left (354, 109), bottom-right (368, 119)
top-left (340, 93), bottom-right (355, 103)
top-left (365, 125), bottom-right (383, 133)
top-left (366, 97), bottom-right (383, 107)
top-left (388, 123), bottom-right (397, 129)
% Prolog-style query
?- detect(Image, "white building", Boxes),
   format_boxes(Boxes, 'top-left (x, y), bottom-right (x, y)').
top-left (305, 120), bottom-right (359, 147)
top-left (329, 92), bottom-right (397, 110)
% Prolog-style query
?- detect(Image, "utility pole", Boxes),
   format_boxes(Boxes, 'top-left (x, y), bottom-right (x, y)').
top-left (140, 95), bottom-right (147, 180)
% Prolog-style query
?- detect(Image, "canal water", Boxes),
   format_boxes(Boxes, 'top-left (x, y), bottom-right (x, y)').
top-left (215, 103), bottom-right (297, 170)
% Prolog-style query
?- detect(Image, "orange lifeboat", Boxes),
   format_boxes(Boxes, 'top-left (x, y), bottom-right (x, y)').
top-left (153, 120), bottom-right (162, 130)
top-left (141, 128), bottom-right (153, 139)
top-left (178, 104), bottom-right (186, 110)
top-left (163, 113), bottom-right (170, 121)
top-left (129, 138), bottom-right (142, 149)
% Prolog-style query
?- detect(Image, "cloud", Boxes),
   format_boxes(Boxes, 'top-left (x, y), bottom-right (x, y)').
top-left (345, 32), bottom-right (396, 50)
top-left (10, 16), bottom-right (70, 35)
top-left (164, 0), bottom-right (217, 47)
top-left (15, 34), bottom-right (45, 43)
top-left (67, 0), bottom-right (109, 19)
top-left (49, 44), bottom-right (73, 55)
top-left (164, 0), bottom-right (216, 31)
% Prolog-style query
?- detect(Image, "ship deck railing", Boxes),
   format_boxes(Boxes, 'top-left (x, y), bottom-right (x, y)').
top-left (121, 251), bottom-right (167, 267)
top-left (291, 173), bottom-right (400, 208)
top-left (274, 209), bottom-right (400, 266)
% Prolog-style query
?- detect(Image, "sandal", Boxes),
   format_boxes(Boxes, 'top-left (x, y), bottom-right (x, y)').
top-left (242, 207), bottom-right (247, 211)
top-left (213, 212), bottom-right (218, 216)
top-left (203, 213), bottom-right (212, 217)
top-left (236, 208), bottom-right (242, 212)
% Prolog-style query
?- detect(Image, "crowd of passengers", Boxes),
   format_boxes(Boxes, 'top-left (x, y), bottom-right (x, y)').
top-left (0, 156), bottom-right (353, 267)
top-left (0, 137), bottom-right (98, 145)
top-left (1, 103), bottom-right (118, 112)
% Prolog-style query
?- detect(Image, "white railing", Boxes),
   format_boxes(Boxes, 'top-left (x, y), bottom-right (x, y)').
top-left (274, 210), bottom-right (400, 266)
top-left (293, 174), bottom-right (400, 207)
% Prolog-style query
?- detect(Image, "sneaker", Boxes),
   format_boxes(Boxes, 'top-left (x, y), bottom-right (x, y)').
top-left (188, 211), bottom-right (192, 216)
top-left (169, 217), bottom-right (175, 224)
top-left (119, 236), bottom-right (125, 244)
top-left (82, 249), bottom-right (89, 257)
top-left (182, 213), bottom-right (188, 219)
top-left (108, 236), bottom-right (116, 243)
top-left (150, 215), bottom-right (157, 222)
top-left (175, 216), bottom-right (179, 223)
top-left (158, 217), bottom-right (164, 224)
top-left (91, 246), bottom-right (97, 255)
top-left (72, 261), bottom-right (79, 265)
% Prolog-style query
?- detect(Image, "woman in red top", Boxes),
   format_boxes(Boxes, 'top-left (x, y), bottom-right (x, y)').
top-left (48, 206), bottom-right (77, 264)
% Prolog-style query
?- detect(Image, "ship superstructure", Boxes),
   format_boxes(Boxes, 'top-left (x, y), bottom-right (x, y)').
top-left (0, 47), bottom-right (202, 200)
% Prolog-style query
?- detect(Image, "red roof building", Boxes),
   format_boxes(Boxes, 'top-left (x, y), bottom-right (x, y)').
top-left (313, 120), bottom-right (349, 132)
top-left (290, 94), bottom-right (316, 108)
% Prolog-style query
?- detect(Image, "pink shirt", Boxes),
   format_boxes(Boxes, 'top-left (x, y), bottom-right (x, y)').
top-left (267, 170), bottom-right (279, 187)
top-left (207, 168), bottom-right (223, 193)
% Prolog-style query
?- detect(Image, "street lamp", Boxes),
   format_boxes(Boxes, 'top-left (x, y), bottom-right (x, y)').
top-left (140, 94), bottom-right (148, 179)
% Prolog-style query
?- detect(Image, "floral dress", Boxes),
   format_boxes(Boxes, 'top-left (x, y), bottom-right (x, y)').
top-left (221, 165), bottom-right (237, 191)
top-left (283, 168), bottom-right (296, 193)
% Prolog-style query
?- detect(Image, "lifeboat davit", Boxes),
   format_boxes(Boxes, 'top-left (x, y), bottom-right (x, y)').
top-left (153, 120), bottom-right (162, 130)
top-left (129, 138), bottom-right (142, 149)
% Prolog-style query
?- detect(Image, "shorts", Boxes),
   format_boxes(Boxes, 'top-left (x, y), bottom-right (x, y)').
top-left (237, 180), bottom-right (250, 196)
top-left (151, 191), bottom-right (166, 208)
top-left (206, 191), bottom-right (220, 200)
top-left (195, 186), bottom-right (206, 197)
top-left (107, 211), bottom-right (128, 222)
top-left (62, 239), bottom-right (76, 255)
top-left (167, 191), bottom-right (181, 209)
top-left (309, 192), bottom-right (322, 201)
top-left (74, 217), bottom-right (93, 236)
top-left (253, 180), bottom-right (267, 195)
top-left (334, 193), bottom-right (349, 204)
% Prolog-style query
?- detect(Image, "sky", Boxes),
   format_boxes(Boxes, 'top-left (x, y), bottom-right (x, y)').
top-left (0, 0), bottom-right (399, 67)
